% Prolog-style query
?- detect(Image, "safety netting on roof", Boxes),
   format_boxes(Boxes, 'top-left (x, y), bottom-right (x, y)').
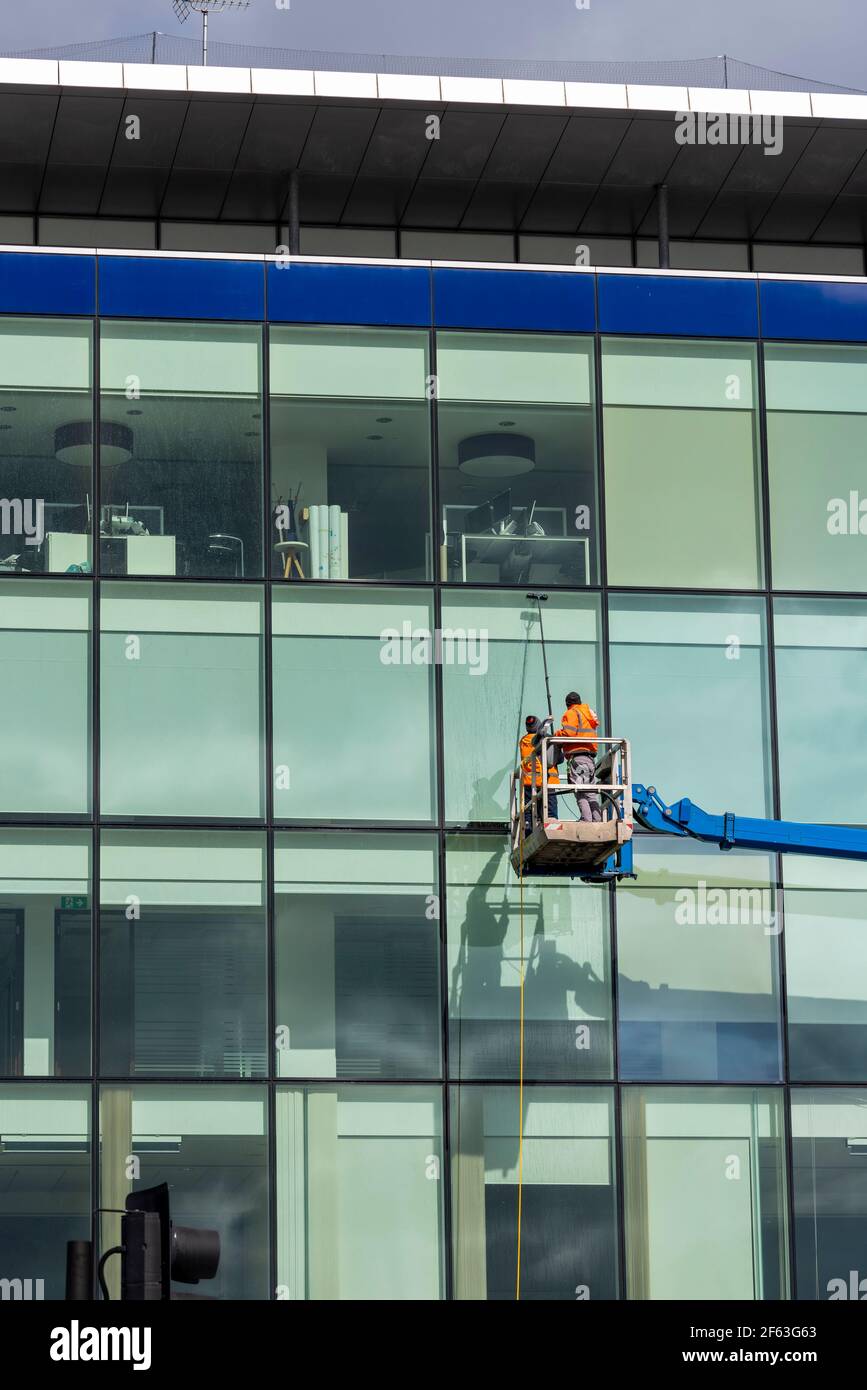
top-left (2, 31), bottom-right (864, 93)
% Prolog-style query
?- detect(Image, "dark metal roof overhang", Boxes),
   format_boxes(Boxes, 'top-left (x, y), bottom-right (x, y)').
top-left (0, 64), bottom-right (865, 243)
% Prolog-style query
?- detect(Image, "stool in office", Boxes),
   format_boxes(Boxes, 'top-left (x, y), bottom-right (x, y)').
top-left (275, 539), bottom-right (308, 579)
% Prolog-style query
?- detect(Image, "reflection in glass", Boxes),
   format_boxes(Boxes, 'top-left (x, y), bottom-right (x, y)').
top-left (276, 1085), bottom-right (444, 1299)
top-left (451, 1085), bottom-right (618, 1300)
top-left (270, 326), bottom-right (431, 581)
top-left (784, 855), bottom-right (867, 1081)
top-left (446, 836), bottom-right (612, 1080)
top-left (100, 831), bottom-right (267, 1078)
top-left (622, 1087), bottom-right (789, 1300)
top-left (100, 321), bottom-right (263, 578)
top-left (437, 332), bottom-right (598, 586)
top-left (617, 840), bottom-right (783, 1081)
top-left (442, 590), bottom-right (602, 824)
top-left (275, 833), bottom-right (440, 1078)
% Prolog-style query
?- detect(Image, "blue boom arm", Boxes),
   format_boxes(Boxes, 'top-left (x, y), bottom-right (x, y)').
top-left (632, 783), bottom-right (867, 862)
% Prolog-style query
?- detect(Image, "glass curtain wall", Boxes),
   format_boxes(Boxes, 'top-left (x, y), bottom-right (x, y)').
top-left (0, 296), bottom-right (865, 1300)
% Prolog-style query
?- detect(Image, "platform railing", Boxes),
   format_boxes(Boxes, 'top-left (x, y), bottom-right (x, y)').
top-left (510, 736), bottom-right (633, 855)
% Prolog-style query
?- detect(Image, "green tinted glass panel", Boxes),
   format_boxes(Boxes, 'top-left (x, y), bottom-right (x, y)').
top-left (0, 581), bottom-right (90, 815)
top-left (617, 840), bottom-right (782, 1082)
top-left (272, 587), bottom-right (436, 823)
top-left (446, 834), bottom-right (612, 1080)
top-left (602, 338), bottom-right (762, 588)
top-left (100, 583), bottom-right (264, 819)
top-left (100, 830), bottom-right (267, 1079)
top-left (276, 1084), bottom-right (444, 1300)
top-left (766, 344), bottom-right (867, 591)
top-left (622, 1087), bottom-right (789, 1300)
top-left (609, 593), bottom-right (772, 817)
top-left (774, 597), bottom-right (867, 825)
top-left (450, 1085), bottom-right (618, 1300)
top-left (275, 833), bottom-right (441, 1078)
top-left (442, 590), bottom-right (602, 823)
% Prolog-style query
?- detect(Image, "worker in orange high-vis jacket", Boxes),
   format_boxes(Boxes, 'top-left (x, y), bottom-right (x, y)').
top-left (519, 714), bottom-right (560, 832)
top-left (557, 691), bottom-right (601, 823)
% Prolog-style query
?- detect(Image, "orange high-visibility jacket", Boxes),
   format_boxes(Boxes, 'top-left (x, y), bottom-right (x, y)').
top-left (558, 702), bottom-right (599, 756)
top-left (519, 732), bottom-right (560, 787)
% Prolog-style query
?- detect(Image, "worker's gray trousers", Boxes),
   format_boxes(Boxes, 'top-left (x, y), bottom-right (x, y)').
top-left (567, 753), bottom-right (601, 822)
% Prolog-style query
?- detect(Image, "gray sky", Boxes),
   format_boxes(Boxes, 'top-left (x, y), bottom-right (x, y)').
top-left (3, 0), bottom-right (867, 91)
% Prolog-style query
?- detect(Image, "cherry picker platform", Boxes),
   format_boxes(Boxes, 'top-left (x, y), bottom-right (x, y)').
top-left (510, 735), bottom-right (867, 884)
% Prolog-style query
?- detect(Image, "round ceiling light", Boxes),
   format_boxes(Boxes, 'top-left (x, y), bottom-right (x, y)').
top-left (55, 421), bottom-right (134, 468)
top-left (458, 432), bottom-right (535, 478)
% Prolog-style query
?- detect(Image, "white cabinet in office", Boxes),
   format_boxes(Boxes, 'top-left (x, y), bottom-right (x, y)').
top-left (45, 532), bottom-right (89, 572)
top-left (125, 535), bottom-right (176, 576)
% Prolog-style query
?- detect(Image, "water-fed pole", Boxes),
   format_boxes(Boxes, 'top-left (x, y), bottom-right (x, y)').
top-left (527, 592), bottom-right (553, 720)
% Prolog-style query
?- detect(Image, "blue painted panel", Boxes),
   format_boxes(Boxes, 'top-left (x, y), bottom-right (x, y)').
top-left (433, 268), bottom-right (595, 331)
top-left (99, 256), bottom-right (265, 320)
top-left (267, 262), bottom-right (431, 325)
top-left (760, 278), bottom-right (867, 342)
top-left (598, 273), bottom-right (759, 338)
top-left (0, 252), bottom-right (95, 315)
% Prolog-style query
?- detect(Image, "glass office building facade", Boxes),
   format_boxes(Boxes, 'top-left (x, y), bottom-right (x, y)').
top-left (0, 249), bottom-right (865, 1301)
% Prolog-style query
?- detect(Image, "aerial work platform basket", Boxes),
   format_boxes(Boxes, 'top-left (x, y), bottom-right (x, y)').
top-left (509, 736), bottom-right (634, 881)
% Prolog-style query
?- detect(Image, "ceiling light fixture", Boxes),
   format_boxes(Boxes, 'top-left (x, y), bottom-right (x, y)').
top-left (458, 432), bottom-right (535, 478)
top-left (55, 421), bottom-right (133, 468)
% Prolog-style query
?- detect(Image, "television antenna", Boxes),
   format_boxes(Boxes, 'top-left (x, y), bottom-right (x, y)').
top-left (172, 0), bottom-right (251, 67)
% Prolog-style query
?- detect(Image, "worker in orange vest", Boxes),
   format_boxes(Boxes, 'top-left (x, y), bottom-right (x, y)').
top-left (557, 691), bottom-right (601, 823)
top-left (520, 714), bottom-right (560, 832)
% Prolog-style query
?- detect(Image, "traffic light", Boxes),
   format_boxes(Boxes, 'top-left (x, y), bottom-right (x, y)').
top-left (122, 1182), bottom-right (220, 1300)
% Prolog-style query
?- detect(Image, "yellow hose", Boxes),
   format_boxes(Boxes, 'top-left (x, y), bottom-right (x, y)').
top-left (515, 784), bottom-right (527, 1300)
